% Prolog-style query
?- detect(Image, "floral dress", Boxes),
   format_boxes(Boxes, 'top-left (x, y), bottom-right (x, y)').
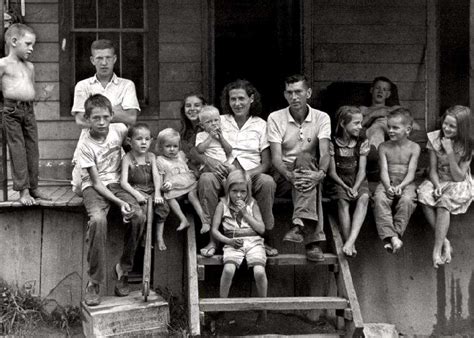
top-left (156, 151), bottom-right (197, 200)
top-left (417, 130), bottom-right (473, 214)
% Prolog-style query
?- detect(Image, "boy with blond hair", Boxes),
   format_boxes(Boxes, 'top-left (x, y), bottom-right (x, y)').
top-left (374, 108), bottom-right (420, 253)
top-left (0, 23), bottom-right (50, 205)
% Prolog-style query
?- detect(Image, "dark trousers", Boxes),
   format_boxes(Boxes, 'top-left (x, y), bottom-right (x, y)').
top-left (82, 184), bottom-right (146, 284)
top-left (2, 99), bottom-right (38, 191)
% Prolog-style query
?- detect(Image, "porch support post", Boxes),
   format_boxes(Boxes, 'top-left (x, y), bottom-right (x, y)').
top-left (470, 0), bottom-right (474, 114)
top-left (426, 0), bottom-right (440, 131)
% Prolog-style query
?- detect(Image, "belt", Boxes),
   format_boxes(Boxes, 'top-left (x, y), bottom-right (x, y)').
top-left (3, 98), bottom-right (33, 108)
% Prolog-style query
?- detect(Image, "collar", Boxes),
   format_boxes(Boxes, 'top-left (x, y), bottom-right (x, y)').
top-left (286, 105), bottom-right (312, 124)
top-left (89, 73), bottom-right (119, 85)
top-left (223, 114), bottom-right (255, 129)
top-left (335, 137), bottom-right (357, 148)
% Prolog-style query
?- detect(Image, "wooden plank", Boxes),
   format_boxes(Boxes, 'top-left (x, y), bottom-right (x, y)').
top-left (159, 62), bottom-right (201, 82)
top-left (24, 3), bottom-right (58, 23)
top-left (35, 63), bottom-right (59, 81)
top-left (37, 120), bottom-right (81, 140)
top-left (314, 44), bottom-right (425, 64)
top-left (199, 296), bottom-right (348, 312)
top-left (35, 81), bottom-right (60, 101)
top-left (158, 81), bottom-right (201, 101)
top-left (35, 101), bottom-right (60, 121)
top-left (198, 253), bottom-right (338, 266)
top-left (159, 101), bottom-right (182, 119)
top-left (315, 0), bottom-right (426, 7)
top-left (327, 214), bottom-right (364, 337)
top-left (29, 23), bottom-right (59, 42)
top-left (66, 193), bottom-right (84, 207)
top-left (312, 6), bottom-right (426, 25)
top-left (31, 43), bottom-right (59, 63)
top-left (185, 210), bottom-right (201, 336)
top-left (0, 209), bottom-right (42, 293)
top-left (159, 23), bottom-right (201, 43)
top-left (202, 0), bottom-right (212, 103)
top-left (40, 209), bottom-right (85, 305)
top-left (426, 0), bottom-right (439, 131)
top-left (159, 2), bottom-right (202, 24)
top-left (159, 43), bottom-right (201, 63)
top-left (39, 186), bottom-right (70, 207)
top-left (399, 101), bottom-right (426, 119)
top-left (39, 140), bottom-right (76, 159)
top-left (303, 0), bottom-right (314, 89)
top-left (313, 25), bottom-right (426, 44)
top-left (313, 63), bottom-right (425, 82)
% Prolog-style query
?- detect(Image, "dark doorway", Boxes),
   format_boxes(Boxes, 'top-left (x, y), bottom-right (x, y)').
top-left (214, 0), bottom-right (302, 118)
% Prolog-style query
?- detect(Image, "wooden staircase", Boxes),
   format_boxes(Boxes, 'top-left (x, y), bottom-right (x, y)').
top-left (185, 199), bottom-right (364, 337)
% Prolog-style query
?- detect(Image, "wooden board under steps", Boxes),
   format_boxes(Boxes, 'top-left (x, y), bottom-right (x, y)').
top-left (198, 253), bottom-right (338, 266)
top-left (199, 296), bottom-right (348, 312)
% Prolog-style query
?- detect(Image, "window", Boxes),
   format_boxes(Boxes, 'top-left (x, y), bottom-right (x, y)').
top-left (60, 0), bottom-right (157, 116)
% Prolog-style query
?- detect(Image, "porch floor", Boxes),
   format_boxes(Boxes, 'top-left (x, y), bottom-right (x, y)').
top-left (0, 183), bottom-right (82, 208)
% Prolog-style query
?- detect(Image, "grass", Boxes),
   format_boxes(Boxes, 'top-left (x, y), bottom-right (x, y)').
top-left (0, 279), bottom-right (81, 336)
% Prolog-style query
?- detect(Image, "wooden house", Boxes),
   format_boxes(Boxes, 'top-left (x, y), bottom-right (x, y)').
top-left (1, 0), bottom-right (473, 335)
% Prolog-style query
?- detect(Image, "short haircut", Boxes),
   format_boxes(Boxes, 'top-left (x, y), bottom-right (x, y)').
top-left (220, 79), bottom-right (262, 117)
top-left (5, 23), bottom-right (35, 41)
top-left (388, 107), bottom-right (413, 126)
top-left (128, 122), bottom-right (151, 138)
top-left (285, 74), bottom-right (310, 89)
top-left (84, 94), bottom-right (113, 119)
top-left (91, 39), bottom-right (115, 54)
top-left (371, 76), bottom-right (393, 91)
top-left (198, 105), bottom-right (220, 122)
top-left (156, 128), bottom-right (180, 152)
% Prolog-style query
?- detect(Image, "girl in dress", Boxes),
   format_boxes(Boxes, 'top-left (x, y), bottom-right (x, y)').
top-left (326, 106), bottom-right (370, 257)
top-left (155, 128), bottom-right (209, 233)
top-left (417, 105), bottom-right (473, 268)
top-left (120, 123), bottom-right (168, 250)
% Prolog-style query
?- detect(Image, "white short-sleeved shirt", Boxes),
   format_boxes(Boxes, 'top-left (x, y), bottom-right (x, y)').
top-left (71, 74), bottom-right (140, 114)
top-left (220, 114), bottom-right (269, 171)
top-left (267, 105), bottom-right (331, 165)
top-left (195, 131), bottom-right (228, 163)
top-left (76, 123), bottom-right (127, 190)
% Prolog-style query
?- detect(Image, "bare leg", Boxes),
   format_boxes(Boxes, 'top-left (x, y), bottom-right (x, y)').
top-left (30, 188), bottom-right (51, 200)
top-left (188, 190), bottom-right (209, 234)
top-left (220, 264), bottom-right (236, 298)
top-left (337, 199), bottom-right (351, 241)
top-left (433, 207), bottom-right (450, 269)
top-left (155, 221), bottom-right (167, 251)
top-left (344, 194), bottom-right (369, 257)
top-left (254, 265), bottom-right (268, 322)
top-left (19, 188), bottom-right (36, 206)
top-left (423, 205), bottom-right (451, 263)
top-left (168, 199), bottom-right (190, 231)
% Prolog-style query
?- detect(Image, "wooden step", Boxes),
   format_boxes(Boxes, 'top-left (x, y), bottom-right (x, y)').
top-left (199, 296), bottom-right (348, 312)
top-left (197, 253), bottom-right (338, 266)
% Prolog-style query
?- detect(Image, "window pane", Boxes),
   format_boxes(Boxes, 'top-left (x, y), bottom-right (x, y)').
top-left (74, 0), bottom-right (96, 28)
top-left (74, 33), bottom-right (96, 82)
top-left (98, 0), bottom-right (120, 28)
top-left (122, 0), bottom-right (144, 28)
top-left (121, 34), bottom-right (144, 100)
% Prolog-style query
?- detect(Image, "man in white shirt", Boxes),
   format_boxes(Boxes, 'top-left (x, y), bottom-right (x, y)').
top-left (267, 74), bottom-right (331, 262)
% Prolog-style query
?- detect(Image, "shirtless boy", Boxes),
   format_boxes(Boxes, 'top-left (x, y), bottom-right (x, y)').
top-left (373, 108), bottom-right (420, 253)
top-left (0, 23), bottom-right (49, 205)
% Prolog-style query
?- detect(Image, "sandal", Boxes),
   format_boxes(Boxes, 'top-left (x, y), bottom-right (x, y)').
top-left (264, 244), bottom-right (278, 257)
top-left (200, 246), bottom-right (216, 257)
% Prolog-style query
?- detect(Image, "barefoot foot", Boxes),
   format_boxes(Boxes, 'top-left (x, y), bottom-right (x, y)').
top-left (30, 188), bottom-right (51, 200)
top-left (176, 220), bottom-right (190, 231)
top-left (200, 223), bottom-right (211, 234)
top-left (19, 189), bottom-right (36, 206)
top-left (433, 254), bottom-right (444, 269)
top-left (442, 239), bottom-right (453, 264)
top-left (391, 237), bottom-right (403, 254)
top-left (157, 239), bottom-right (167, 251)
top-left (342, 242), bottom-right (357, 257)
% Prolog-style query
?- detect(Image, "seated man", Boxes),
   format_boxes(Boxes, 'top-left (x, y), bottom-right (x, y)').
top-left (267, 74), bottom-right (330, 262)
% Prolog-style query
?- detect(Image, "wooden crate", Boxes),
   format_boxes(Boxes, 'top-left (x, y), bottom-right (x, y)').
top-left (81, 290), bottom-right (169, 337)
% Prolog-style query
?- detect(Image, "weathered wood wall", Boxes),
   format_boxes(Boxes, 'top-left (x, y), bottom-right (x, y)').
top-left (305, 0), bottom-right (429, 130)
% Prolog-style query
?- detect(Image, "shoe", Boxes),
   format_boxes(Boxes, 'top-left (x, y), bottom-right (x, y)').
top-left (114, 264), bottom-right (130, 297)
top-left (306, 245), bottom-right (325, 262)
top-left (84, 282), bottom-right (100, 306)
top-left (283, 226), bottom-right (304, 243)
top-left (264, 244), bottom-right (279, 257)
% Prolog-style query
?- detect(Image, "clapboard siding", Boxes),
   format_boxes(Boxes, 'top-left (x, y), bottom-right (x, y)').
top-left (29, 23), bottom-right (58, 42)
top-left (24, 3), bottom-right (58, 23)
top-left (31, 43), bottom-right (59, 62)
top-left (310, 1), bottom-right (428, 130)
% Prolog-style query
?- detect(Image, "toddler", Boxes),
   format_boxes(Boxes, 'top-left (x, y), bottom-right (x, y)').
top-left (211, 170), bottom-right (267, 317)
top-left (195, 105), bottom-right (234, 172)
top-left (156, 128), bottom-right (209, 233)
top-left (326, 106), bottom-right (370, 257)
top-left (374, 108), bottom-right (420, 253)
top-left (120, 123), bottom-right (169, 251)
top-left (417, 106), bottom-right (473, 268)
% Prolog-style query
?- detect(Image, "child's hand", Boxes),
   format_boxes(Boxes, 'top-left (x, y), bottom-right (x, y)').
top-left (136, 195), bottom-right (147, 205)
top-left (440, 137), bottom-right (454, 154)
top-left (210, 127), bottom-right (221, 139)
top-left (120, 202), bottom-right (133, 218)
top-left (162, 182), bottom-right (172, 191)
top-left (347, 187), bottom-right (358, 198)
top-left (394, 185), bottom-right (403, 196)
top-left (433, 186), bottom-right (443, 199)
top-left (234, 200), bottom-right (248, 215)
top-left (386, 186), bottom-right (396, 197)
top-left (154, 194), bottom-right (164, 205)
top-left (230, 238), bottom-right (244, 249)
